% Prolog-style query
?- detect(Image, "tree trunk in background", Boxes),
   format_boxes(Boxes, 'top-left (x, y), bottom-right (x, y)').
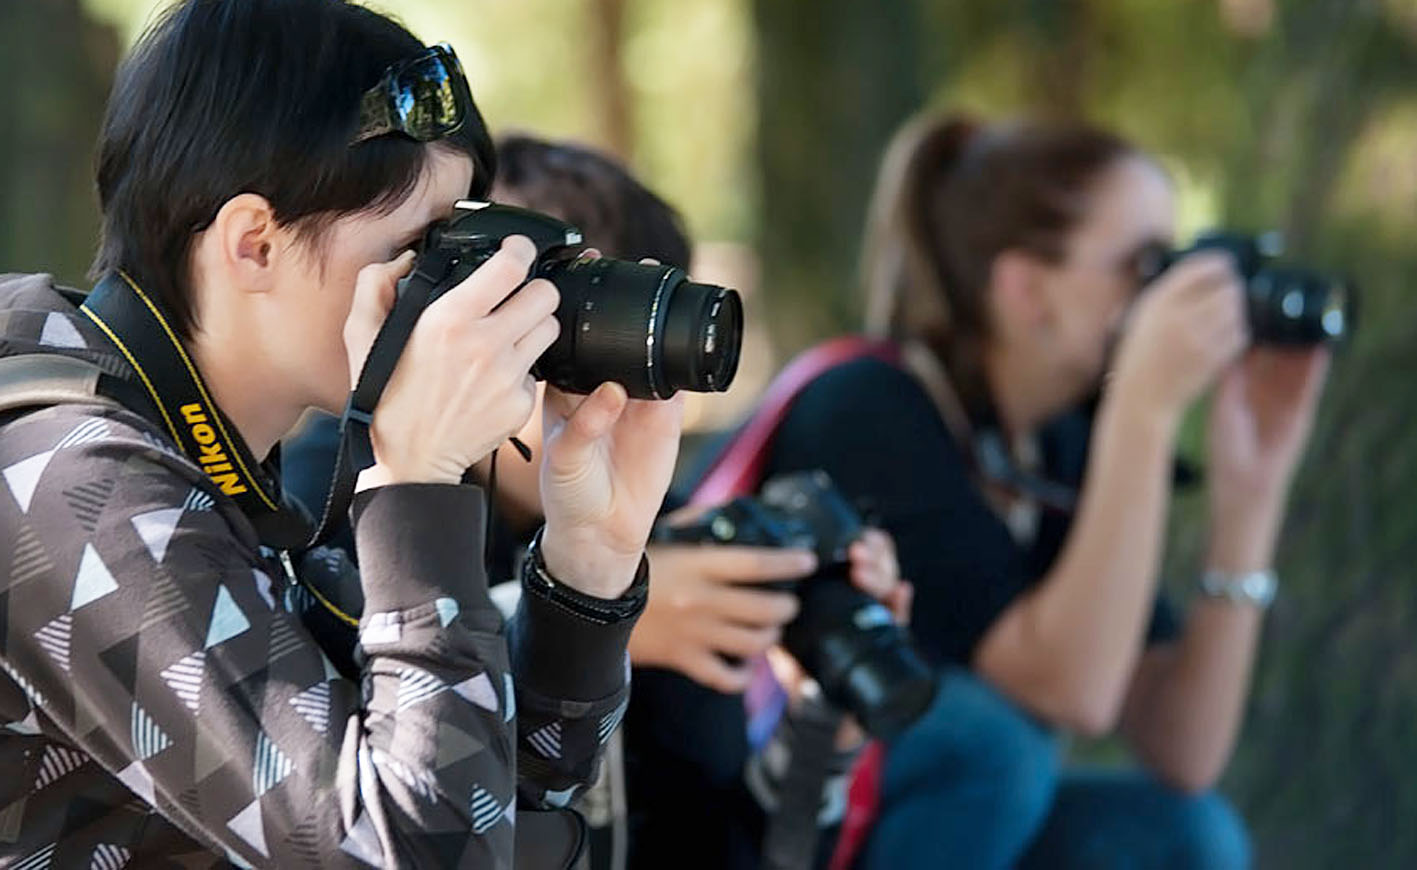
top-left (0, 0), bottom-right (118, 288)
top-left (752, 0), bottom-right (926, 353)
top-left (587, 0), bottom-right (633, 161)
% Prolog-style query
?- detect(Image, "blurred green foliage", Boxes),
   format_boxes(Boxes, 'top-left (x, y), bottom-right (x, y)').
top-left (6, 0), bottom-right (1417, 866)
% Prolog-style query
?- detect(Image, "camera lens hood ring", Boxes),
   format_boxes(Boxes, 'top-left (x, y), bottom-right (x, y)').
top-left (642, 266), bottom-right (680, 400)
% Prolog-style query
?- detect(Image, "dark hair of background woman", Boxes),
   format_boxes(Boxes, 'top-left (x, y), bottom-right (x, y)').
top-left (861, 114), bottom-right (1140, 413)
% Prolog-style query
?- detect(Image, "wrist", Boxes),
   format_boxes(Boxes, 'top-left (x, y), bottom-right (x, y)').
top-left (1104, 373), bottom-right (1183, 443)
top-left (541, 523), bottom-right (644, 599)
top-left (1207, 512), bottom-right (1281, 573)
top-left (358, 458), bottom-right (462, 489)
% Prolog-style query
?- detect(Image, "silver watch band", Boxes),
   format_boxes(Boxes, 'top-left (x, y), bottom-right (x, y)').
top-left (1198, 569), bottom-right (1278, 608)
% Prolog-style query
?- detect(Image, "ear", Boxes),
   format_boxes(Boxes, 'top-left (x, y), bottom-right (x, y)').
top-left (988, 248), bottom-right (1051, 336)
top-left (198, 193), bottom-right (283, 295)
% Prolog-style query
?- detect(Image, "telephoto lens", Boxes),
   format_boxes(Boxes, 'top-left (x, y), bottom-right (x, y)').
top-left (416, 201), bottom-right (742, 399)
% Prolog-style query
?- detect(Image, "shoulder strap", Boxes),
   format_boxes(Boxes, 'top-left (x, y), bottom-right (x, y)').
top-left (0, 354), bottom-right (123, 417)
top-left (689, 336), bottom-right (900, 506)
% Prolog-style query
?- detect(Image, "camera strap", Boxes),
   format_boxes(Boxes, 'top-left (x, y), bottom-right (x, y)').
top-left (81, 273), bottom-right (312, 548)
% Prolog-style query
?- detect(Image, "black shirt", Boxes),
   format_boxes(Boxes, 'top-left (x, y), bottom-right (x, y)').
top-left (764, 356), bottom-right (1178, 667)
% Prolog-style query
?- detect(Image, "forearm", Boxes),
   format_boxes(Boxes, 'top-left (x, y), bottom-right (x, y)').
top-left (1122, 505), bottom-right (1280, 790)
top-left (508, 536), bottom-right (647, 806)
top-left (976, 385), bottom-right (1179, 732)
top-left (1122, 601), bottom-right (1263, 791)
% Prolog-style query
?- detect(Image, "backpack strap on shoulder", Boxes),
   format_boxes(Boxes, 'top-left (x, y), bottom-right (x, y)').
top-left (690, 336), bottom-right (900, 506)
top-left (0, 354), bottom-right (123, 417)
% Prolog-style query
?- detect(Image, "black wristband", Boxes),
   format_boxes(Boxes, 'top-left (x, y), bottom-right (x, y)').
top-left (520, 526), bottom-right (649, 625)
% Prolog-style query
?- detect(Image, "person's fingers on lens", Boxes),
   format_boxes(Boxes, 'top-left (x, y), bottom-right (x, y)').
top-left (708, 623), bottom-right (782, 660)
top-left (545, 382), bottom-right (629, 474)
top-left (714, 586), bottom-right (800, 628)
top-left (1170, 251), bottom-right (1239, 298)
top-left (488, 276), bottom-right (558, 339)
top-left (888, 581), bottom-right (915, 626)
top-left (512, 314), bottom-right (560, 369)
top-left (849, 529), bottom-right (899, 600)
top-left (434, 234), bottom-right (536, 319)
top-left (699, 546), bottom-right (817, 582)
top-left (685, 653), bottom-right (753, 695)
top-left (541, 383), bottom-right (587, 422)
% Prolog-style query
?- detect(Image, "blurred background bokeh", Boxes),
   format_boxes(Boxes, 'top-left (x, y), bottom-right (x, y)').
top-left (3, 0), bottom-right (1414, 865)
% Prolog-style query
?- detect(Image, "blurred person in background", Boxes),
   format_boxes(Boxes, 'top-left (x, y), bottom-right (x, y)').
top-left (759, 114), bottom-right (1330, 869)
top-left (0, 0), bottom-right (683, 866)
top-left (284, 132), bottom-right (909, 870)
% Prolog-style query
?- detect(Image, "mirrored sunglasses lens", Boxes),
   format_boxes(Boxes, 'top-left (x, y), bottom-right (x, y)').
top-left (393, 55), bottom-right (460, 140)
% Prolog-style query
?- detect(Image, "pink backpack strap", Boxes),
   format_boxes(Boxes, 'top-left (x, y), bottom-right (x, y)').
top-left (688, 336), bottom-right (899, 869)
top-left (828, 741), bottom-right (888, 870)
top-left (690, 336), bottom-right (899, 506)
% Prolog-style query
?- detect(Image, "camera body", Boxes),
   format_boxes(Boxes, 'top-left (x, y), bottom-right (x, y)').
top-left (407, 200), bottom-right (743, 399)
top-left (1148, 231), bottom-right (1354, 345)
top-left (658, 471), bottom-right (937, 740)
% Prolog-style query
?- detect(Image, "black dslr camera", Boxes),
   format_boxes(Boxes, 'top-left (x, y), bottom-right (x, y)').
top-left (1145, 231), bottom-right (1354, 345)
top-left (657, 471), bottom-right (937, 740)
top-left (405, 200), bottom-right (743, 398)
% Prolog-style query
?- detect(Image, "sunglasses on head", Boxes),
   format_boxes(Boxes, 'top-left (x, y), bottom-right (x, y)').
top-left (353, 42), bottom-right (473, 145)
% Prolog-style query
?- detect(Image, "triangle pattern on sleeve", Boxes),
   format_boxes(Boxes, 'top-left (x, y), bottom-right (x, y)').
top-left (131, 508), bottom-right (184, 564)
top-left (205, 585), bottom-right (250, 649)
top-left (3, 451), bottom-right (55, 513)
top-left (70, 545), bottom-right (119, 611)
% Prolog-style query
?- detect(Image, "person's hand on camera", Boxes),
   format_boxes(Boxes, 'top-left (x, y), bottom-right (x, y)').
top-left (344, 236), bottom-right (560, 489)
top-left (849, 528), bottom-right (913, 625)
top-left (538, 383), bottom-right (685, 600)
top-left (1206, 347), bottom-right (1330, 570)
top-left (1110, 252), bottom-right (1249, 427)
top-left (629, 545), bottom-right (813, 693)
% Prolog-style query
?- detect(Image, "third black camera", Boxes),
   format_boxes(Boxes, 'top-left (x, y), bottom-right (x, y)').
top-left (657, 471), bottom-right (938, 740)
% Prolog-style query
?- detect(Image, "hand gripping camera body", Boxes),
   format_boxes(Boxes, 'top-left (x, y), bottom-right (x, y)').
top-left (1147, 231), bottom-right (1354, 345)
top-left (658, 471), bottom-right (938, 740)
top-left (404, 200), bottom-right (743, 399)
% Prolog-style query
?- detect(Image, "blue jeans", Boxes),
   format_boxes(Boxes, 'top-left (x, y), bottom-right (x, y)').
top-left (862, 670), bottom-right (1251, 869)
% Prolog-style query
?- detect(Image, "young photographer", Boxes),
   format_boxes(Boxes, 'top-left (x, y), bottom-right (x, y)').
top-left (0, 1), bottom-right (680, 867)
top-left (762, 115), bottom-right (1330, 868)
top-left (285, 133), bottom-right (908, 870)
top-left (493, 137), bottom-right (910, 870)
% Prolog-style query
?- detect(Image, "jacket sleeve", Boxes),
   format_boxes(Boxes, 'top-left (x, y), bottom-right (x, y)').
top-left (506, 547), bottom-right (646, 809)
top-left (0, 408), bottom-right (529, 868)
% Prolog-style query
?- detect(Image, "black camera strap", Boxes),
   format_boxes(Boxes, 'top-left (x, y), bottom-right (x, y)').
top-left (82, 265), bottom-right (533, 626)
top-left (81, 273), bottom-right (312, 548)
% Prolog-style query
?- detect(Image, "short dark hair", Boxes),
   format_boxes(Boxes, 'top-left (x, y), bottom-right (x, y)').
top-left (92, 0), bottom-right (496, 335)
top-left (493, 134), bottom-right (691, 270)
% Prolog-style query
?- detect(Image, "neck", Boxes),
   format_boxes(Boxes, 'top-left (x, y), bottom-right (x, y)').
top-left (981, 341), bottom-right (1066, 440)
top-left (187, 324), bottom-right (304, 461)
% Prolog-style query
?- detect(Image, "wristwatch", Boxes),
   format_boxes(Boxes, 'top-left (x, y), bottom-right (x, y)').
top-left (521, 526), bottom-right (649, 625)
top-left (1198, 569), bottom-right (1278, 609)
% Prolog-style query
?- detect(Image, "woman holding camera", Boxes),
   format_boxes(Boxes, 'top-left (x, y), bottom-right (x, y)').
top-left (762, 115), bottom-right (1330, 868)
top-left (0, 1), bottom-right (680, 866)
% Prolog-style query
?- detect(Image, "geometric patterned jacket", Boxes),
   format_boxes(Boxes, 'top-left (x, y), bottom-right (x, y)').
top-left (0, 273), bottom-right (641, 868)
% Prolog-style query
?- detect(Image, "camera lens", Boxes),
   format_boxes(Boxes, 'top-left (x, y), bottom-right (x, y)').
top-left (1247, 267), bottom-right (1354, 345)
top-left (784, 570), bottom-right (938, 740)
top-left (535, 256), bottom-right (743, 399)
